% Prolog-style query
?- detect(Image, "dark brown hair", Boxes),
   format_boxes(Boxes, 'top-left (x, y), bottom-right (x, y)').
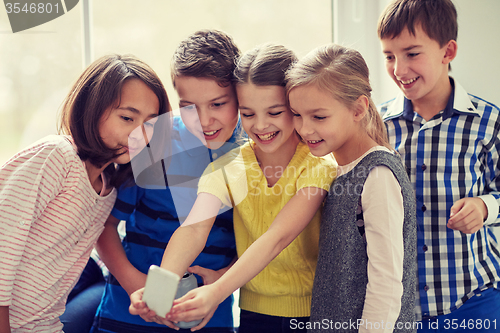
top-left (58, 54), bottom-right (171, 187)
top-left (171, 29), bottom-right (240, 87)
top-left (234, 43), bottom-right (297, 87)
top-left (377, 0), bottom-right (458, 47)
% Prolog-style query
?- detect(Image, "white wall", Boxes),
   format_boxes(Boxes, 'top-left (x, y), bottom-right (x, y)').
top-left (452, 0), bottom-right (500, 106)
top-left (333, 0), bottom-right (500, 107)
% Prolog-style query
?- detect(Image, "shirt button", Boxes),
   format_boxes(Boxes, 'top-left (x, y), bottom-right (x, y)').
top-left (19, 221), bottom-right (25, 226)
top-left (424, 285), bottom-right (429, 291)
top-left (421, 205), bottom-right (427, 212)
top-left (421, 164), bottom-right (427, 171)
top-left (423, 245), bottom-right (428, 252)
top-left (212, 153), bottom-right (218, 159)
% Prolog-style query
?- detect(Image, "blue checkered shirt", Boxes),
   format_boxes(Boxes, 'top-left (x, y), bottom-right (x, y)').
top-left (379, 78), bottom-right (500, 319)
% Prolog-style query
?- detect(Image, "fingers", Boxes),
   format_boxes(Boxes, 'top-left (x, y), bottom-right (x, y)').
top-left (158, 317), bottom-right (180, 330)
top-left (170, 298), bottom-right (201, 317)
top-left (139, 310), bottom-right (158, 323)
top-left (187, 266), bottom-right (207, 285)
top-left (168, 308), bottom-right (204, 324)
top-left (168, 294), bottom-right (207, 323)
top-left (448, 218), bottom-right (483, 233)
top-left (449, 198), bottom-right (466, 218)
top-left (129, 288), bottom-right (148, 316)
top-left (129, 288), bottom-right (144, 303)
top-left (190, 310), bottom-right (215, 331)
top-left (187, 265), bottom-right (204, 275)
top-left (447, 198), bottom-right (485, 234)
top-left (129, 288), bottom-right (162, 324)
top-left (188, 266), bottom-right (220, 285)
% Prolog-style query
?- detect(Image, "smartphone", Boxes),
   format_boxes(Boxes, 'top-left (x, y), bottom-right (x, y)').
top-left (142, 265), bottom-right (181, 318)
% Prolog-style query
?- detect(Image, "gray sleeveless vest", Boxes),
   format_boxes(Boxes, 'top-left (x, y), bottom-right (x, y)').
top-left (309, 150), bottom-right (417, 333)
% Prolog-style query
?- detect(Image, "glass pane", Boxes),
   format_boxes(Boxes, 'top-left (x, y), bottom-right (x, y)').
top-left (1, 0), bottom-right (331, 166)
top-left (91, 0), bottom-right (332, 109)
top-left (0, 3), bottom-right (82, 165)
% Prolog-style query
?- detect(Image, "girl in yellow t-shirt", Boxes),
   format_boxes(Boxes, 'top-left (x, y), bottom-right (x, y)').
top-left (130, 44), bottom-right (336, 333)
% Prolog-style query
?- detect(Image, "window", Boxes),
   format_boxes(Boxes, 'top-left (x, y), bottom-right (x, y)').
top-left (1, 0), bottom-right (331, 165)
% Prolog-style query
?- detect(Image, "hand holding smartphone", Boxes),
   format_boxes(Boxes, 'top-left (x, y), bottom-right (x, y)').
top-left (141, 265), bottom-right (180, 318)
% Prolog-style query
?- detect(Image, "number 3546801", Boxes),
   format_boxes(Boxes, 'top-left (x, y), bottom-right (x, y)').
top-left (5, 2), bottom-right (60, 14)
top-left (443, 319), bottom-right (497, 330)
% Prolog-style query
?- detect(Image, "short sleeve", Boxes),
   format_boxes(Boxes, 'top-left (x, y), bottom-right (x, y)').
top-left (197, 148), bottom-right (248, 209)
top-left (296, 155), bottom-right (337, 192)
top-left (0, 139), bottom-right (67, 304)
top-left (198, 165), bottom-right (231, 208)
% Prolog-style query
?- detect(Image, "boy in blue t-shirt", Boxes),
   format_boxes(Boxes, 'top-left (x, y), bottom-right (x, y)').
top-left (91, 30), bottom-right (242, 333)
top-left (378, 1), bottom-right (500, 332)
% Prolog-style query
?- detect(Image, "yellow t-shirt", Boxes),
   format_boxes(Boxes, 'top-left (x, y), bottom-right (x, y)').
top-left (198, 141), bottom-right (336, 317)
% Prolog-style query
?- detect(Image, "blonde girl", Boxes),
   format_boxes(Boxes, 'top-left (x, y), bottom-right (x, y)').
top-left (287, 44), bottom-right (417, 333)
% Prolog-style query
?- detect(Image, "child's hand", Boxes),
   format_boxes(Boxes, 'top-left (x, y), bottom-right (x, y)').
top-left (129, 288), bottom-right (180, 329)
top-left (187, 266), bottom-right (223, 285)
top-left (447, 197), bottom-right (487, 234)
top-left (166, 285), bottom-right (220, 331)
top-left (129, 288), bottom-right (154, 319)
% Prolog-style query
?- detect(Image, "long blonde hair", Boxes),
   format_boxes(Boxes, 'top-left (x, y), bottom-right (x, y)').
top-left (286, 44), bottom-right (390, 149)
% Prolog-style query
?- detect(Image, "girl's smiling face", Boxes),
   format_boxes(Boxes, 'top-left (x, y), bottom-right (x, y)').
top-left (98, 78), bottom-right (160, 165)
top-left (237, 83), bottom-right (297, 155)
top-left (289, 84), bottom-right (364, 165)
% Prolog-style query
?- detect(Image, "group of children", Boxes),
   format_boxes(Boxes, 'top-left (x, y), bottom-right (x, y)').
top-left (1, 1), bottom-right (500, 332)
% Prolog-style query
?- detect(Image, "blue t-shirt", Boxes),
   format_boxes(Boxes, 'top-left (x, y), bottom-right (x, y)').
top-left (92, 116), bottom-right (242, 332)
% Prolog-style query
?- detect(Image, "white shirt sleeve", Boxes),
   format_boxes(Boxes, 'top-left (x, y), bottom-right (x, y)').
top-left (359, 165), bottom-right (404, 333)
top-left (479, 194), bottom-right (499, 226)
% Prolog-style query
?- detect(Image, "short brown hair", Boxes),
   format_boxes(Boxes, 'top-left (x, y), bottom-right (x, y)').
top-left (377, 0), bottom-right (457, 47)
top-left (234, 43), bottom-right (297, 87)
top-left (171, 29), bottom-right (240, 87)
top-left (59, 54), bottom-right (171, 186)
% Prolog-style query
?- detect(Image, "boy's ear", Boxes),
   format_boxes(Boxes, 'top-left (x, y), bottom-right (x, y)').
top-left (443, 40), bottom-right (458, 65)
top-left (353, 95), bottom-right (369, 122)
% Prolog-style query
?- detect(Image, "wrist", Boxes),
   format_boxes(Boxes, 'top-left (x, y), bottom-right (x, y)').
top-left (211, 280), bottom-right (230, 305)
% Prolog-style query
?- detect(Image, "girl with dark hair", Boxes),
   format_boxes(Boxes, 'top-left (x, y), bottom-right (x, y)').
top-left (0, 54), bottom-right (170, 332)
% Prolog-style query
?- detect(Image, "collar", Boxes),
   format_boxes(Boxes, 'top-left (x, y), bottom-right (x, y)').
top-left (382, 77), bottom-right (479, 122)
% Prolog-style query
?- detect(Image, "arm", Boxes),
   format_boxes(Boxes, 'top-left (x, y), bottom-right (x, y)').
top-left (448, 110), bottom-right (500, 233)
top-left (129, 192), bottom-right (220, 320)
top-left (159, 192), bottom-right (222, 278)
top-left (0, 141), bottom-right (65, 329)
top-left (167, 187), bottom-right (327, 330)
top-left (95, 214), bottom-right (146, 295)
top-left (0, 306), bottom-right (10, 333)
top-left (359, 166), bottom-right (404, 333)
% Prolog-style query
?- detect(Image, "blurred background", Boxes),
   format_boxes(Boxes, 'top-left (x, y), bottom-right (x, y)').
top-left (1, 0), bottom-right (499, 166)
